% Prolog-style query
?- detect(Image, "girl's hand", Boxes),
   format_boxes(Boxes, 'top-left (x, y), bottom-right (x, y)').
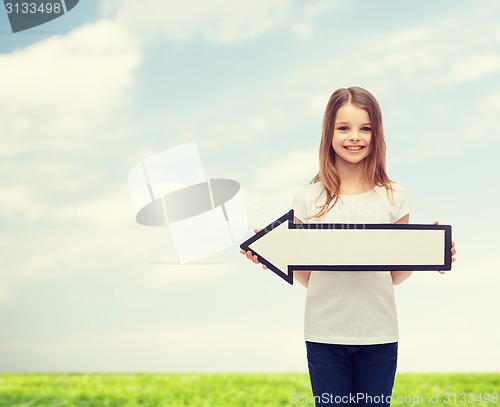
top-left (433, 221), bottom-right (456, 274)
top-left (240, 229), bottom-right (268, 270)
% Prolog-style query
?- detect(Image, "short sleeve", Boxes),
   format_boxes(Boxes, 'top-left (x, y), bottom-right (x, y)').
top-left (391, 183), bottom-right (410, 222)
top-left (292, 185), bottom-right (310, 222)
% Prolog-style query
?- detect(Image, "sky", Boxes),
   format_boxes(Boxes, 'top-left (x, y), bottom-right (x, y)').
top-left (1, 0), bottom-right (499, 373)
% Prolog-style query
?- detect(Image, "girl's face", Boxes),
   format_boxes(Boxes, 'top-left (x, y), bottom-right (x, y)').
top-left (331, 103), bottom-right (372, 165)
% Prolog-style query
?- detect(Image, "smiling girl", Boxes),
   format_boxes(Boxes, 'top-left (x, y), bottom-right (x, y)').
top-left (242, 86), bottom-right (455, 406)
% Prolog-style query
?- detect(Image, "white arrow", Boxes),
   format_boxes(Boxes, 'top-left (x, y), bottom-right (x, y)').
top-left (240, 210), bottom-right (452, 285)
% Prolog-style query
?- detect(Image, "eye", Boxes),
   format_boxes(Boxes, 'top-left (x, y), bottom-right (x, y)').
top-left (361, 126), bottom-right (372, 132)
top-left (337, 126), bottom-right (349, 131)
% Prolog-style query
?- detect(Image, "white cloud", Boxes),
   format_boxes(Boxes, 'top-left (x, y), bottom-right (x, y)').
top-left (478, 87), bottom-right (500, 111)
top-left (102, 0), bottom-right (292, 44)
top-left (302, 0), bottom-right (345, 18)
top-left (160, 3), bottom-right (500, 170)
top-left (102, 0), bottom-right (349, 44)
top-left (0, 19), bottom-right (142, 155)
top-left (445, 53), bottom-right (500, 84)
top-left (0, 19), bottom-right (146, 292)
top-left (274, 4), bottom-right (500, 98)
top-left (291, 22), bottom-right (313, 39)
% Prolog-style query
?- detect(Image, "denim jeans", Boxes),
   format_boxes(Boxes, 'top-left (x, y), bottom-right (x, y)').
top-left (305, 341), bottom-right (398, 407)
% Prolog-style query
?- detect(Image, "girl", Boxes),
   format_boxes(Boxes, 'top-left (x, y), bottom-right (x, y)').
top-left (241, 86), bottom-right (456, 407)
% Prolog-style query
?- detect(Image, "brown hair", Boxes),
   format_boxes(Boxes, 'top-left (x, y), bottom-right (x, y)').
top-left (311, 86), bottom-right (393, 218)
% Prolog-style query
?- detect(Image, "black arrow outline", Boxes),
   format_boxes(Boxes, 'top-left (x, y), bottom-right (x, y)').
top-left (240, 210), bottom-right (452, 285)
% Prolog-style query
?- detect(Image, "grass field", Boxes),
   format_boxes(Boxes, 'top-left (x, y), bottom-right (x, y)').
top-left (0, 373), bottom-right (498, 406)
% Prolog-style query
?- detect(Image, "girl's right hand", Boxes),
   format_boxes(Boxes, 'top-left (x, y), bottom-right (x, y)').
top-left (239, 229), bottom-right (268, 270)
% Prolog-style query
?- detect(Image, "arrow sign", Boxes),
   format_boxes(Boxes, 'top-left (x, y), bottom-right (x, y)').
top-left (240, 210), bottom-right (452, 285)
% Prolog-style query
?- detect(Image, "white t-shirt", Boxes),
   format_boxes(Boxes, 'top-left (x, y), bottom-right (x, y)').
top-left (293, 181), bottom-right (410, 345)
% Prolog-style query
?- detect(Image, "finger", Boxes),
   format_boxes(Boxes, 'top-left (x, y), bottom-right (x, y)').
top-left (252, 255), bottom-right (259, 264)
top-left (262, 265), bottom-right (267, 270)
top-left (451, 241), bottom-right (455, 248)
top-left (433, 221), bottom-right (439, 225)
top-left (246, 251), bottom-right (253, 260)
top-left (240, 249), bottom-right (246, 255)
top-left (254, 228), bottom-right (262, 234)
top-left (438, 270), bottom-right (445, 274)
top-left (452, 258), bottom-right (456, 262)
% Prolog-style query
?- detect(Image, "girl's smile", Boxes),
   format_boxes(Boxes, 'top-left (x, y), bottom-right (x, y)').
top-left (343, 145), bottom-right (366, 152)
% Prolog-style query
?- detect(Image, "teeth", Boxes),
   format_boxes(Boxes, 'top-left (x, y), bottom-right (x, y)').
top-left (345, 146), bottom-right (363, 150)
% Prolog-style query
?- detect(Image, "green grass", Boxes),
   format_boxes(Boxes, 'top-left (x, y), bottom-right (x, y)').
top-left (0, 373), bottom-right (498, 406)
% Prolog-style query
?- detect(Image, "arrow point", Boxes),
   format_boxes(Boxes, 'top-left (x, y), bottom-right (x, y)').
top-left (240, 210), bottom-right (296, 285)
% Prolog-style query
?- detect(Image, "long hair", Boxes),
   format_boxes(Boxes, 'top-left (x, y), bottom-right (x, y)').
top-left (310, 87), bottom-right (393, 218)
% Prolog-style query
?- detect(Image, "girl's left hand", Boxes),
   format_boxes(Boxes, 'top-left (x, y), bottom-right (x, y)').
top-left (433, 221), bottom-right (456, 274)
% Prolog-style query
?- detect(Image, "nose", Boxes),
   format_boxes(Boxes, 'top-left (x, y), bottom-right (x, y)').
top-left (349, 131), bottom-right (360, 142)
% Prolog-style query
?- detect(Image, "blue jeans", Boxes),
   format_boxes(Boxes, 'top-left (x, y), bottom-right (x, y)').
top-left (306, 341), bottom-right (398, 407)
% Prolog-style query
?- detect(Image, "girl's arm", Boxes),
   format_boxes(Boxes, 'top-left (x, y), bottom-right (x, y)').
top-left (391, 215), bottom-right (457, 285)
top-left (292, 217), bottom-right (311, 288)
top-left (240, 217), bottom-right (311, 288)
top-left (391, 214), bottom-right (412, 285)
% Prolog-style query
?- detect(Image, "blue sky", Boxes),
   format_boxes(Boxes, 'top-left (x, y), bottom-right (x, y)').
top-left (1, 0), bottom-right (499, 372)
